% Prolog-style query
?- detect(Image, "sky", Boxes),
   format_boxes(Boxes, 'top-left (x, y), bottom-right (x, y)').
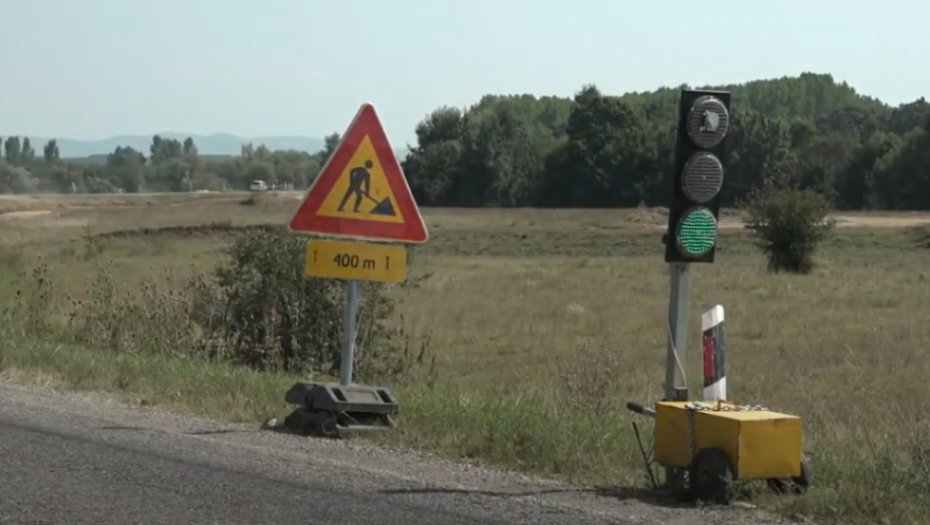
top-left (0, 0), bottom-right (927, 147)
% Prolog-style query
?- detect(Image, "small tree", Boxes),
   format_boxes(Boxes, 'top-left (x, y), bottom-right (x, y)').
top-left (189, 227), bottom-right (430, 382)
top-left (0, 164), bottom-right (34, 194)
top-left (744, 180), bottom-right (835, 274)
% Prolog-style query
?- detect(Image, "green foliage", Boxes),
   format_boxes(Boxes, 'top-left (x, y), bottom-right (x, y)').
top-left (1, 73), bottom-right (929, 210)
top-left (189, 228), bottom-right (344, 373)
top-left (0, 162), bottom-right (35, 194)
top-left (744, 182), bottom-right (835, 274)
top-left (43, 139), bottom-right (60, 164)
top-left (402, 73), bottom-right (929, 210)
top-left (2, 229), bottom-right (430, 384)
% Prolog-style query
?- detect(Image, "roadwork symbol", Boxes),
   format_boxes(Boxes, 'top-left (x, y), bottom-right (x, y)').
top-left (338, 160), bottom-right (375, 214)
top-left (288, 103), bottom-right (428, 244)
top-left (335, 159), bottom-right (395, 217)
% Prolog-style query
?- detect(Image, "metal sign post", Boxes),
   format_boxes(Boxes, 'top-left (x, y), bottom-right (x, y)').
top-left (663, 261), bottom-right (692, 487)
top-left (664, 262), bottom-right (692, 402)
top-left (340, 279), bottom-right (359, 385)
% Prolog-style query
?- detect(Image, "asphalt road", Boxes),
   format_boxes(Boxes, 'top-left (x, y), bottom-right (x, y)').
top-left (0, 387), bottom-right (611, 525)
top-left (0, 384), bottom-right (785, 525)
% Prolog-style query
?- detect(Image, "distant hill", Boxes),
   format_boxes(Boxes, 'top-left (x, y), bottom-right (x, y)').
top-left (33, 133), bottom-right (324, 158)
top-left (65, 153), bottom-right (241, 166)
top-left (2, 133), bottom-right (411, 162)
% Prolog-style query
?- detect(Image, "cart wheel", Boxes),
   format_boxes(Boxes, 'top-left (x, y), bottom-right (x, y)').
top-left (689, 447), bottom-right (735, 504)
top-left (767, 457), bottom-right (812, 494)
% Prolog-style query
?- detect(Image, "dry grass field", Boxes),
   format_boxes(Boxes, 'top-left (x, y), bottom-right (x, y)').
top-left (2, 192), bottom-right (930, 524)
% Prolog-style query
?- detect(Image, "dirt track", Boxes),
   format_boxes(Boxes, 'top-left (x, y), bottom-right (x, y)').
top-left (830, 215), bottom-right (930, 228)
top-left (716, 214), bottom-right (930, 229)
top-left (2, 193), bottom-right (930, 230)
top-left (0, 210), bottom-right (53, 220)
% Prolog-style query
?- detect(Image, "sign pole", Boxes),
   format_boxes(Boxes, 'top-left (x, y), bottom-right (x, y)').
top-left (340, 279), bottom-right (359, 385)
top-left (663, 261), bottom-right (692, 487)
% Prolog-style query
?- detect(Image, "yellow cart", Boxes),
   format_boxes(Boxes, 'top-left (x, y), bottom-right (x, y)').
top-left (632, 400), bottom-right (811, 503)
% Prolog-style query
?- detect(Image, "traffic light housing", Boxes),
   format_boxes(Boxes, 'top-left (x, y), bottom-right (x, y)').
top-left (664, 89), bottom-right (731, 264)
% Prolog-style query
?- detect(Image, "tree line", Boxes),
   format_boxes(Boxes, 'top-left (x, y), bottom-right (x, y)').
top-left (2, 72), bottom-right (929, 210)
top-left (0, 132), bottom-right (341, 195)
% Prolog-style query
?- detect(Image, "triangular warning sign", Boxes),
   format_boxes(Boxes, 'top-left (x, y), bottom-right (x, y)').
top-left (288, 103), bottom-right (428, 244)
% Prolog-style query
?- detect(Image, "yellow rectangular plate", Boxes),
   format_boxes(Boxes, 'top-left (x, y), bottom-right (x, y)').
top-left (305, 239), bottom-right (407, 283)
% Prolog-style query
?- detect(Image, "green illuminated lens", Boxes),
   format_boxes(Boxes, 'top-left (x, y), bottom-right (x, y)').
top-left (676, 208), bottom-right (717, 257)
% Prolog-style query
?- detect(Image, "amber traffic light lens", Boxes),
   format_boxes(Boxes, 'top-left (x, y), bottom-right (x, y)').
top-left (686, 95), bottom-right (729, 149)
top-left (681, 151), bottom-right (724, 203)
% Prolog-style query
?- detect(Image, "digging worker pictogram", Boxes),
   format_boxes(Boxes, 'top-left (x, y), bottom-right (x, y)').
top-left (337, 160), bottom-right (373, 213)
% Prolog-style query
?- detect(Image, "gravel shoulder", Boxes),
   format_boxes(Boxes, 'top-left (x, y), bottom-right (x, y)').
top-left (0, 381), bottom-right (793, 525)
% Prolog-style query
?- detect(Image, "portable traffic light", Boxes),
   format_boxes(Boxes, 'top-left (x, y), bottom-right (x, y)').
top-left (664, 89), bottom-right (731, 264)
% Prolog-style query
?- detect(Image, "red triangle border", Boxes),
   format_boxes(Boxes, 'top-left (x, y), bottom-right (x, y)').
top-left (288, 103), bottom-right (428, 244)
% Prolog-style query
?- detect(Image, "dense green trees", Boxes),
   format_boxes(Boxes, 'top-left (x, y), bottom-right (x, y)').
top-left (1, 72), bottom-right (928, 209)
top-left (404, 73), bottom-right (930, 210)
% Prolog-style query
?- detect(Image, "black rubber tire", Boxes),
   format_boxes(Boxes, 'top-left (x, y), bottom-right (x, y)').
top-left (689, 447), bottom-right (735, 504)
top-left (767, 457), bottom-right (812, 494)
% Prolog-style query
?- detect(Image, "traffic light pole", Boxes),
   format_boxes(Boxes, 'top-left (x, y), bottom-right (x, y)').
top-left (664, 261), bottom-right (692, 488)
top-left (664, 262), bottom-right (692, 401)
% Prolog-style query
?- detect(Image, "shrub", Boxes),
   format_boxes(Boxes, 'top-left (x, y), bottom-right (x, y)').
top-left (4, 227), bottom-right (431, 384)
top-left (192, 227), bottom-right (431, 382)
top-left (189, 227), bottom-right (344, 373)
top-left (744, 181), bottom-right (835, 274)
